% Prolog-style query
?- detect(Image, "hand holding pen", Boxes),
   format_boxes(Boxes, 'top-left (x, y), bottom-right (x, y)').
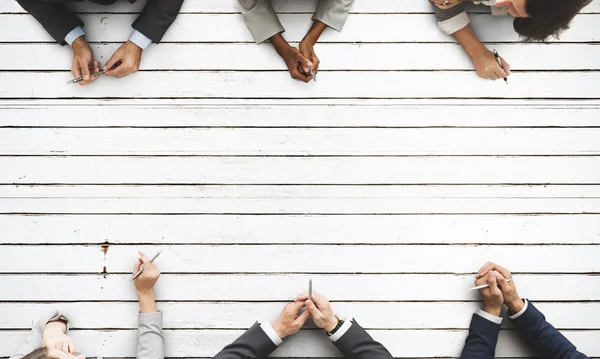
top-left (131, 250), bottom-right (162, 283)
top-left (493, 49), bottom-right (510, 85)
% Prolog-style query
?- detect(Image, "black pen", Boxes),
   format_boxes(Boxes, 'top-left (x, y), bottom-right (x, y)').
top-left (493, 49), bottom-right (508, 85)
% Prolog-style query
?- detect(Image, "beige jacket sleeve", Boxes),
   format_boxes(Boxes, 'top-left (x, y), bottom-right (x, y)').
top-left (238, 0), bottom-right (285, 44)
top-left (313, 0), bottom-right (355, 32)
top-left (9, 310), bottom-right (69, 359)
top-left (137, 311), bottom-right (164, 359)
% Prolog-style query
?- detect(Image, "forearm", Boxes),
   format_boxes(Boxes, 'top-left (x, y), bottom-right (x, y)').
top-left (271, 33), bottom-right (291, 58)
top-left (138, 290), bottom-right (158, 313)
top-left (453, 24), bottom-right (488, 60)
top-left (303, 21), bottom-right (328, 45)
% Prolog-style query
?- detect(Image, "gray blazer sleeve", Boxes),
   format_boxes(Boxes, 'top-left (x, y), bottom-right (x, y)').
top-left (9, 310), bottom-right (70, 359)
top-left (238, 0), bottom-right (285, 44)
top-left (332, 320), bottom-right (393, 359)
top-left (432, 3), bottom-right (470, 35)
top-left (137, 311), bottom-right (164, 359)
top-left (313, 0), bottom-right (355, 32)
top-left (212, 322), bottom-right (278, 359)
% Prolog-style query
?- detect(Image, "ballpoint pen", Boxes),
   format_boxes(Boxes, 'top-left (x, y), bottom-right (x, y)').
top-left (309, 279), bottom-right (313, 300)
top-left (468, 279), bottom-right (512, 291)
top-left (309, 68), bottom-right (317, 82)
top-left (66, 70), bottom-right (105, 84)
top-left (131, 250), bottom-right (163, 281)
top-left (493, 49), bottom-right (508, 85)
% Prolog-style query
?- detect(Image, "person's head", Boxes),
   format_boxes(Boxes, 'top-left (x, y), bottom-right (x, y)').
top-left (495, 0), bottom-right (591, 41)
top-left (23, 348), bottom-right (85, 359)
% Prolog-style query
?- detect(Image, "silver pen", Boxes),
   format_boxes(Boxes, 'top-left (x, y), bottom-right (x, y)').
top-left (309, 279), bottom-right (313, 300)
top-left (309, 68), bottom-right (316, 82)
top-left (67, 70), bottom-right (105, 84)
top-left (130, 250), bottom-right (163, 281)
top-left (468, 279), bottom-right (512, 291)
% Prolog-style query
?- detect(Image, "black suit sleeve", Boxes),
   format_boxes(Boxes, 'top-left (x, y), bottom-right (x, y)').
top-left (460, 313), bottom-right (501, 359)
top-left (510, 302), bottom-right (590, 359)
top-left (131, 0), bottom-right (184, 44)
top-left (333, 320), bottom-right (393, 359)
top-left (15, 0), bottom-right (83, 45)
top-left (212, 322), bottom-right (278, 359)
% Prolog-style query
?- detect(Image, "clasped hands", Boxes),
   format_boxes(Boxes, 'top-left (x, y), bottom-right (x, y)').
top-left (71, 36), bottom-right (142, 86)
top-left (272, 291), bottom-right (338, 339)
top-left (475, 262), bottom-right (525, 317)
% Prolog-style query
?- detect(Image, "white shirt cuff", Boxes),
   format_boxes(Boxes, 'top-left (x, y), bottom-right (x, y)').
top-left (329, 317), bottom-right (353, 342)
top-left (509, 299), bottom-right (529, 320)
top-left (258, 321), bottom-right (283, 346)
top-left (476, 310), bottom-right (503, 325)
top-left (438, 11), bottom-right (470, 35)
top-left (65, 26), bottom-right (86, 46)
top-left (129, 30), bottom-right (152, 50)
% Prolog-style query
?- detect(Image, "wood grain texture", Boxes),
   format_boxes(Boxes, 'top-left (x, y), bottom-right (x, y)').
top-left (1, 214), bottom-right (599, 244)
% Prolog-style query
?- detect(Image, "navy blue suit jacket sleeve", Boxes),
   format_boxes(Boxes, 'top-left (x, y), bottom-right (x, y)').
top-left (460, 313), bottom-right (501, 359)
top-left (212, 322), bottom-right (277, 359)
top-left (510, 302), bottom-right (590, 359)
top-left (333, 320), bottom-right (394, 359)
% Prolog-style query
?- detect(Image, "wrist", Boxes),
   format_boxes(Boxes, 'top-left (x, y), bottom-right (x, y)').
top-left (272, 322), bottom-right (287, 339)
top-left (324, 317), bottom-right (339, 333)
top-left (507, 298), bottom-right (525, 314)
top-left (127, 40), bottom-right (143, 51)
top-left (72, 36), bottom-right (88, 50)
top-left (467, 44), bottom-right (489, 61)
top-left (483, 305), bottom-right (502, 317)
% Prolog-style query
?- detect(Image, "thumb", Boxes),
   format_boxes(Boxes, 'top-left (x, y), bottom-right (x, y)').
top-left (294, 307), bottom-right (311, 325)
top-left (496, 272), bottom-right (510, 292)
top-left (138, 250), bottom-right (150, 265)
top-left (501, 58), bottom-right (511, 75)
top-left (305, 299), bottom-right (322, 317)
top-left (104, 51), bottom-right (122, 73)
top-left (488, 272), bottom-right (501, 296)
top-left (297, 54), bottom-right (311, 74)
top-left (80, 58), bottom-right (91, 81)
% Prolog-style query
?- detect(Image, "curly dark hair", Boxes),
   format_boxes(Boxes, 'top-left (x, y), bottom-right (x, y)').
top-left (513, 0), bottom-right (592, 41)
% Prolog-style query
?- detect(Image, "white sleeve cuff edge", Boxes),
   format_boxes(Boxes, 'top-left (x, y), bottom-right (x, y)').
top-left (258, 321), bottom-right (283, 346)
top-left (329, 317), bottom-right (353, 342)
top-left (509, 299), bottom-right (529, 320)
top-left (438, 11), bottom-right (470, 35)
top-left (476, 310), bottom-right (503, 325)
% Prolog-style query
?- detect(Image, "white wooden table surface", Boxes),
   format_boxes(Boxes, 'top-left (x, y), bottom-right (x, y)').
top-left (1, 0), bottom-right (600, 358)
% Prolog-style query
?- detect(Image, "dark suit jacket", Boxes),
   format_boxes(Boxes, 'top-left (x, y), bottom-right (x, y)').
top-left (15, 0), bottom-right (184, 45)
top-left (213, 320), bottom-right (393, 359)
top-left (461, 302), bottom-right (590, 359)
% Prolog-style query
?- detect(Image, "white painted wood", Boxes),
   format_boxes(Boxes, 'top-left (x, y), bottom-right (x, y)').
top-left (3, 328), bottom-right (600, 357)
top-left (2, 245), bottom-right (599, 274)
top-left (1, 214), bottom-right (598, 244)
top-left (2, 0), bottom-right (599, 14)
top-left (1, 14), bottom-right (598, 43)
top-left (4, 43), bottom-right (600, 71)
top-left (2, 157), bottom-right (599, 184)
top-left (1, 274), bottom-right (598, 301)
top-left (1, 102), bottom-right (599, 127)
top-left (3, 302), bottom-right (599, 330)
top-left (3, 72), bottom-right (600, 99)
top-left (3, 128), bottom-right (600, 155)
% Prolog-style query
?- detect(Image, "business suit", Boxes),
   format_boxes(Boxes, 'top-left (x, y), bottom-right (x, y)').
top-left (9, 310), bottom-right (165, 359)
top-left (238, 0), bottom-right (354, 44)
top-left (213, 319), bottom-right (393, 359)
top-left (15, 0), bottom-right (184, 45)
top-left (460, 301), bottom-right (590, 359)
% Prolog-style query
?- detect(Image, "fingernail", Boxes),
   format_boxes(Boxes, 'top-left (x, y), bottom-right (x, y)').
top-left (308, 61), bottom-right (313, 67)
top-left (84, 75), bottom-right (90, 80)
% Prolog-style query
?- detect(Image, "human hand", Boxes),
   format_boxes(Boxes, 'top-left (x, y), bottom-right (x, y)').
top-left (299, 37), bottom-right (320, 77)
top-left (71, 37), bottom-right (100, 86)
top-left (429, 0), bottom-right (464, 9)
top-left (472, 48), bottom-right (511, 80)
top-left (475, 271), bottom-right (504, 317)
top-left (477, 262), bottom-right (524, 313)
top-left (281, 46), bottom-right (313, 83)
top-left (42, 321), bottom-right (73, 353)
top-left (272, 301), bottom-right (311, 339)
top-left (296, 291), bottom-right (338, 332)
top-left (103, 41), bottom-right (143, 79)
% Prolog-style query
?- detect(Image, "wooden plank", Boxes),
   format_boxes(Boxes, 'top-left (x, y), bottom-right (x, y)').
top-left (2, 72), bottom-right (599, 99)
top-left (3, 0), bottom-right (599, 14)
top-left (1, 14), bottom-right (598, 43)
top-left (1, 274), bottom-right (599, 301)
top-left (3, 128), bottom-right (600, 155)
top-left (1, 102), bottom-right (599, 127)
top-left (1, 244), bottom-right (598, 274)
top-left (1, 214), bottom-right (599, 245)
top-left (2, 157), bottom-right (599, 184)
top-left (2, 328), bottom-right (599, 357)
top-left (1, 186), bottom-right (600, 214)
top-left (2, 302), bottom-right (598, 330)
top-left (4, 43), bottom-right (600, 71)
